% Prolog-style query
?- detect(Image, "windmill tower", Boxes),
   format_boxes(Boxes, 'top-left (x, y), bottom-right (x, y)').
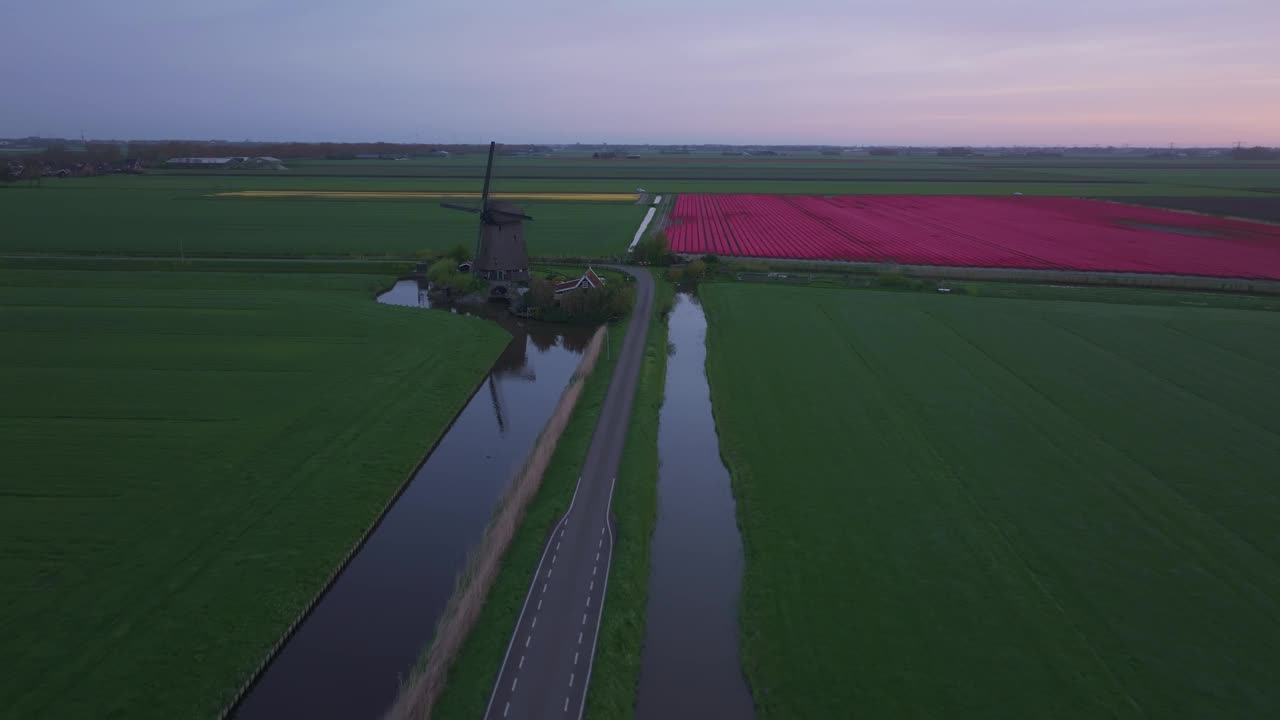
top-left (440, 142), bottom-right (532, 298)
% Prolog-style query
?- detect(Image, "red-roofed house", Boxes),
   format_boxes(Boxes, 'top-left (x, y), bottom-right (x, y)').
top-left (553, 267), bottom-right (606, 295)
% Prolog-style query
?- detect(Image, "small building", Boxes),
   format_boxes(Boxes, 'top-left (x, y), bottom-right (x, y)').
top-left (164, 157), bottom-right (236, 168)
top-left (554, 267), bottom-right (606, 295)
top-left (243, 156), bottom-right (286, 170)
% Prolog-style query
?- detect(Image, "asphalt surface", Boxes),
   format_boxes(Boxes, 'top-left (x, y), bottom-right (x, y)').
top-left (484, 266), bottom-right (654, 720)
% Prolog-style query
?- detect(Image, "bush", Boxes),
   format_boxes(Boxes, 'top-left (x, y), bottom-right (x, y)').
top-left (428, 258), bottom-right (482, 294)
top-left (631, 232), bottom-right (673, 266)
top-left (684, 259), bottom-right (707, 282)
top-left (876, 271), bottom-right (911, 288)
top-left (700, 254), bottom-right (721, 264)
top-left (526, 277), bottom-right (555, 308)
top-left (552, 284), bottom-right (635, 323)
top-left (447, 243), bottom-right (471, 262)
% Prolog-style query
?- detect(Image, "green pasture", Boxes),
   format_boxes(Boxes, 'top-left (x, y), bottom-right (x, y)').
top-left (0, 181), bottom-right (646, 258)
top-left (702, 282), bottom-right (1280, 718)
top-left (0, 269), bottom-right (509, 719)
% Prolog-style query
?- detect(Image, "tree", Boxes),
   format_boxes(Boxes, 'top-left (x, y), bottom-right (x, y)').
top-left (684, 259), bottom-right (707, 281)
top-left (527, 277), bottom-right (555, 308)
top-left (426, 258), bottom-right (479, 293)
top-left (447, 243), bottom-right (470, 262)
top-left (632, 231), bottom-right (672, 265)
top-left (21, 159), bottom-right (43, 186)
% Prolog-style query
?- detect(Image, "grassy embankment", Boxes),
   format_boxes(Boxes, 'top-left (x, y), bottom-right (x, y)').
top-left (0, 269), bottom-right (509, 719)
top-left (702, 281), bottom-right (1280, 718)
top-left (430, 273), bottom-right (671, 719)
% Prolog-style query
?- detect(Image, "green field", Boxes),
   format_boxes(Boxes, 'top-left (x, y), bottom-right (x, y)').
top-left (3, 155), bottom-right (1276, 262)
top-left (702, 282), bottom-right (1280, 718)
top-left (146, 154), bottom-right (1280, 195)
top-left (0, 269), bottom-right (509, 719)
top-left (0, 179), bottom-right (646, 259)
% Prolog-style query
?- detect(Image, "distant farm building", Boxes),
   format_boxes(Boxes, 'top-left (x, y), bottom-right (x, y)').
top-left (163, 156), bottom-right (285, 170)
top-left (554, 268), bottom-right (606, 295)
top-left (165, 157), bottom-right (236, 168)
top-left (242, 156), bottom-right (286, 170)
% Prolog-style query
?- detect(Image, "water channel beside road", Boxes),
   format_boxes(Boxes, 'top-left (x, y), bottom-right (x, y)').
top-left (233, 280), bottom-right (592, 720)
top-left (635, 292), bottom-right (755, 720)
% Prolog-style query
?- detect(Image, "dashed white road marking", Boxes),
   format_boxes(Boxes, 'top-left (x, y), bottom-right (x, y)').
top-left (598, 538), bottom-right (603, 548)
top-left (574, 651), bottom-right (579, 665)
top-left (552, 554), bottom-right (558, 565)
top-left (504, 701), bottom-right (510, 717)
top-left (537, 598), bottom-right (542, 610)
top-left (519, 655), bottom-right (525, 669)
top-left (581, 613), bottom-right (587, 625)
top-left (564, 697), bottom-right (570, 712)
top-left (542, 583), bottom-right (548, 594)
top-left (569, 672), bottom-right (575, 688)
top-left (525, 635), bottom-right (531, 648)
top-left (531, 615), bottom-right (538, 629)
top-left (511, 677), bottom-right (519, 692)
top-left (547, 568), bottom-right (554, 578)
top-left (586, 595), bottom-right (591, 608)
top-left (577, 631), bottom-right (583, 645)
top-left (592, 565), bottom-right (597, 576)
top-left (594, 552), bottom-right (600, 562)
top-left (556, 541), bottom-right (561, 551)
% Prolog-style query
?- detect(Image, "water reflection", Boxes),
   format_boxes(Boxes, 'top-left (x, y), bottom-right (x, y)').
top-left (232, 279), bottom-right (592, 720)
top-left (636, 292), bottom-right (754, 720)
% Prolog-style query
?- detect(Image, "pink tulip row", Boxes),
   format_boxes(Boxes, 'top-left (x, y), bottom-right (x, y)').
top-left (665, 194), bottom-right (1280, 279)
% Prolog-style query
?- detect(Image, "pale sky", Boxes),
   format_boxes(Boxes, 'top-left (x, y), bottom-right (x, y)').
top-left (2, 0), bottom-right (1277, 146)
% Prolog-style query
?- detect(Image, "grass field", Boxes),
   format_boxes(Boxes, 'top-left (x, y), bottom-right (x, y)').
top-left (163, 156), bottom-right (1280, 191)
top-left (0, 181), bottom-right (647, 259)
top-left (0, 269), bottom-right (509, 719)
top-left (701, 282), bottom-right (1280, 718)
top-left (3, 156), bottom-right (1276, 262)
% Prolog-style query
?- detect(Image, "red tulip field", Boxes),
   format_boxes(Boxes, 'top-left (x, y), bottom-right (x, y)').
top-left (666, 194), bottom-right (1280, 279)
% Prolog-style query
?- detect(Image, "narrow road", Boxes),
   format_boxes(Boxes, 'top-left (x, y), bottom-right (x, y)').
top-left (484, 266), bottom-right (654, 720)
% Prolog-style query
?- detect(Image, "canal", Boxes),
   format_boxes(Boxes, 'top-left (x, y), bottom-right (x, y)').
top-left (636, 291), bottom-right (754, 719)
top-left (232, 280), bottom-right (592, 719)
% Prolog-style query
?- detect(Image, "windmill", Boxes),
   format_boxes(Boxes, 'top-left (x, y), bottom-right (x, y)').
top-left (440, 141), bottom-right (532, 298)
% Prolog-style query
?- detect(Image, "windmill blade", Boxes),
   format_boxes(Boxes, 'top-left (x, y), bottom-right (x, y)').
top-left (440, 202), bottom-right (481, 214)
top-left (476, 141), bottom-right (498, 261)
top-left (479, 141), bottom-right (496, 212)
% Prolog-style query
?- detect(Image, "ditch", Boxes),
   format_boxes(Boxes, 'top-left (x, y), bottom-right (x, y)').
top-left (231, 280), bottom-right (593, 720)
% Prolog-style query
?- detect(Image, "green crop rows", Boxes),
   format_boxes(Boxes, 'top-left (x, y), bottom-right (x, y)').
top-left (0, 269), bottom-right (508, 719)
top-left (702, 282), bottom-right (1280, 718)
